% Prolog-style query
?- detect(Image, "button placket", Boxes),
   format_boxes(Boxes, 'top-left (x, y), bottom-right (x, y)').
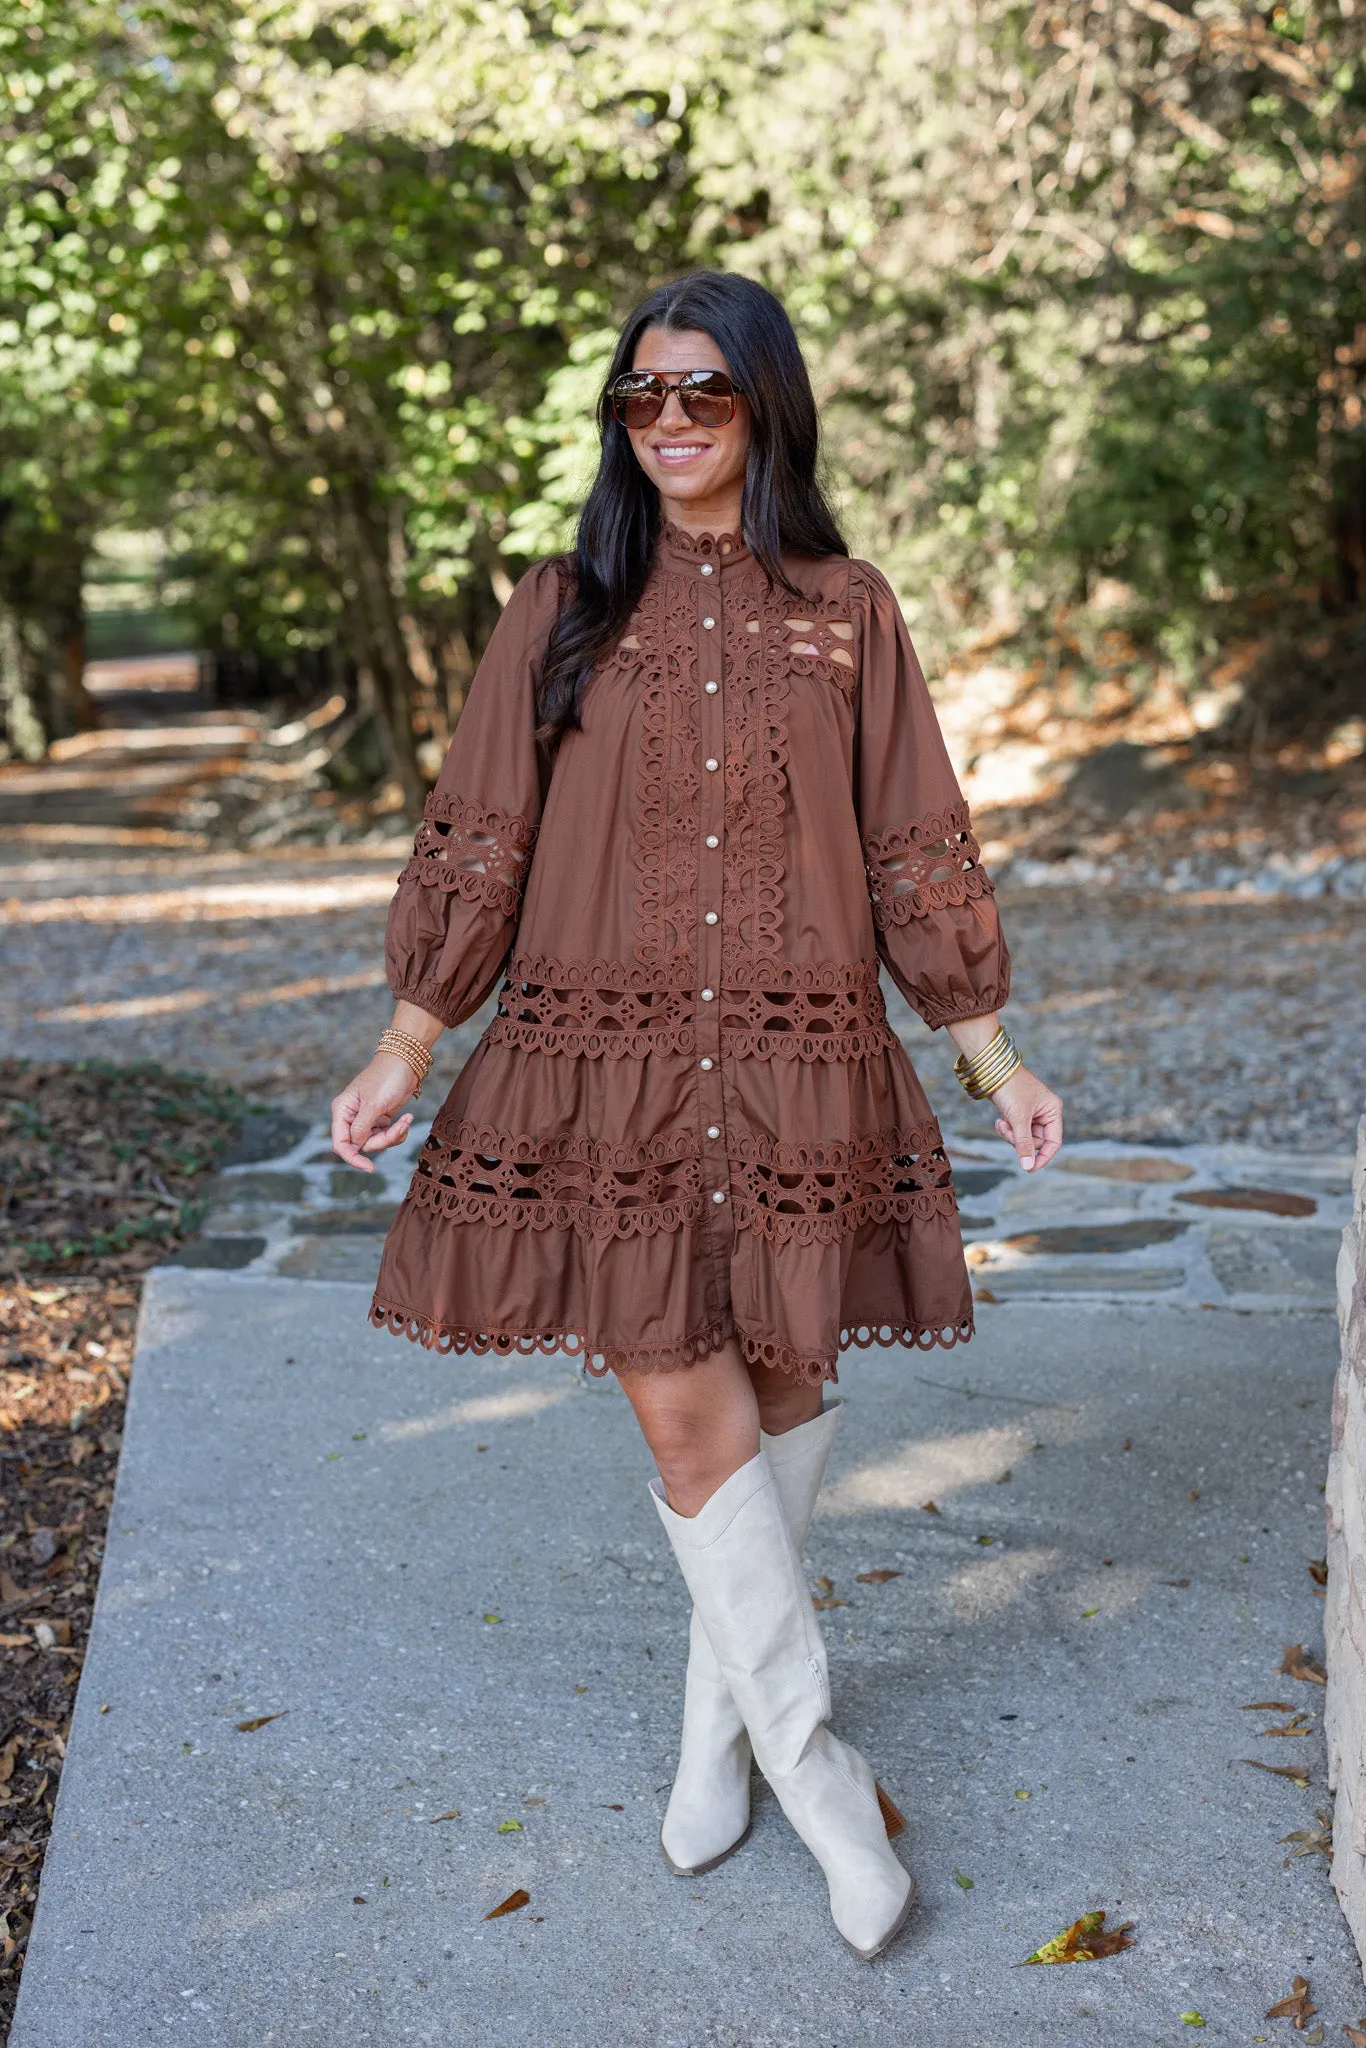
top-left (696, 562), bottom-right (730, 1239)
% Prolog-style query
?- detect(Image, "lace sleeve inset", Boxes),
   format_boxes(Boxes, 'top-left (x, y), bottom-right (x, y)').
top-left (405, 794), bottom-right (538, 920)
top-left (862, 801), bottom-right (992, 928)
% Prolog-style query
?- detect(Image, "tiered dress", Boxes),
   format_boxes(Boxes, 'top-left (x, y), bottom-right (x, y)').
top-left (370, 523), bottom-right (1011, 1383)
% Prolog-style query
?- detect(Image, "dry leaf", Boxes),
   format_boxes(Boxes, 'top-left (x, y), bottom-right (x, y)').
top-left (1243, 1758), bottom-right (1311, 1786)
top-left (1243, 1701), bottom-right (1296, 1712)
top-left (1280, 1645), bottom-right (1327, 1685)
top-left (0, 1735), bottom-right (21, 1786)
top-left (0, 1570), bottom-right (29, 1606)
top-left (1308, 1559), bottom-right (1328, 1587)
top-left (1342, 2024), bottom-right (1366, 2046)
top-left (1266, 1975), bottom-right (1315, 2025)
top-left (0, 1634), bottom-right (32, 1650)
top-left (856, 1570), bottom-right (902, 1584)
top-left (814, 1576), bottom-right (835, 1596)
top-left (68, 1437), bottom-right (93, 1468)
top-left (973, 1287), bottom-right (1000, 1304)
top-left (353, 1896), bottom-right (366, 1904)
top-left (484, 1888), bottom-right (530, 1920)
top-left (429, 1810), bottom-right (461, 1824)
top-left (812, 1596), bottom-right (848, 1610)
top-left (235, 1713), bottom-right (285, 1733)
top-left (1303, 2026), bottom-right (1323, 2046)
top-left (1279, 1810), bottom-right (1333, 1867)
top-left (601, 1803), bottom-right (624, 1811)
top-left (1019, 1910), bottom-right (1136, 1965)
top-left (922, 1500), bottom-right (941, 1515)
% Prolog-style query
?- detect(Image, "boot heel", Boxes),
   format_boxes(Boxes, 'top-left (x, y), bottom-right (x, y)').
top-left (875, 1783), bottom-right (906, 1840)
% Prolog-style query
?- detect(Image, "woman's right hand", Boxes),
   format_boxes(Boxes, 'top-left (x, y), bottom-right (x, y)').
top-left (331, 1054), bottom-right (420, 1172)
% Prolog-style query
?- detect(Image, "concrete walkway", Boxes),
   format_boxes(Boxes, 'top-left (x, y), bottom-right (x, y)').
top-left (12, 1133), bottom-right (1363, 2046)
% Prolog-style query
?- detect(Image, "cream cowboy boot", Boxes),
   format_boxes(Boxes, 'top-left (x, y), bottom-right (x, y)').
top-left (652, 1452), bottom-right (914, 1960)
top-left (659, 1399), bottom-right (844, 1876)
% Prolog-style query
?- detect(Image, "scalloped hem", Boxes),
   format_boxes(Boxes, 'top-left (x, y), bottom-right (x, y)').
top-left (368, 1298), bottom-right (974, 1385)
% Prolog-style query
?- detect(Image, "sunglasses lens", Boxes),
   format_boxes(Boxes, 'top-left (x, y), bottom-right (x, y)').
top-left (611, 376), bottom-right (665, 428)
top-left (681, 373), bottom-right (737, 427)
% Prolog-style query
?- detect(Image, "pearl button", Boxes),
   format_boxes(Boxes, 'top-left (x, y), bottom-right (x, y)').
top-left (705, 833), bottom-right (719, 848)
top-left (712, 1189), bottom-right (726, 1205)
top-left (702, 616), bottom-right (715, 629)
top-left (699, 1057), bottom-right (713, 1071)
top-left (705, 757), bottom-right (719, 772)
top-left (700, 562), bottom-right (713, 575)
top-left (704, 910), bottom-right (718, 925)
top-left (704, 680), bottom-right (718, 694)
top-left (707, 1125), bottom-right (721, 1139)
top-left (701, 988), bottom-right (714, 1002)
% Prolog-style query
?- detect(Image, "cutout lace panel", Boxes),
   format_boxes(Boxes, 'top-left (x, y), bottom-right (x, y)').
top-left (408, 1121), bottom-right (703, 1239)
top-left (732, 1123), bottom-right (957, 1246)
top-left (721, 594), bottom-right (790, 978)
top-left (660, 523), bottom-right (744, 559)
top-left (485, 956), bottom-right (890, 1061)
top-left (404, 793), bottom-right (537, 919)
top-left (863, 800), bottom-right (993, 927)
top-left (633, 575), bottom-right (701, 972)
top-left (784, 615), bottom-right (856, 690)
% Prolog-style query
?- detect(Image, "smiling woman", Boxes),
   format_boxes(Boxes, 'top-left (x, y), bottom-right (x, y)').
top-left (328, 268), bottom-right (1063, 1963)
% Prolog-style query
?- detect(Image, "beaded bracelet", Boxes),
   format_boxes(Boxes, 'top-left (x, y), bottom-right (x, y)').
top-left (952, 1027), bottom-right (1023, 1101)
top-left (376, 1028), bottom-right (433, 1096)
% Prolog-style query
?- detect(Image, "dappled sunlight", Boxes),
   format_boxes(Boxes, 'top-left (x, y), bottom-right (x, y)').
top-left (9, 875), bottom-right (400, 926)
top-left (37, 968), bottom-right (387, 1025)
top-left (377, 1383), bottom-right (577, 1443)
top-left (821, 1423), bottom-right (1033, 1514)
top-left (942, 1546), bottom-right (1061, 1621)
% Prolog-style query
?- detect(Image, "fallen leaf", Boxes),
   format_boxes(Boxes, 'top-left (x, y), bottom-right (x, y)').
top-left (1266, 1974), bottom-right (1315, 2025)
top-left (497, 1818), bottom-right (523, 1833)
top-left (1260, 1717), bottom-right (1313, 1738)
top-left (1181, 2015), bottom-right (1206, 2029)
top-left (1188, 1489), bottom-right (1200, 1501)
top-left (68, 1437), bottom-right (93, 1467)
top-left (954, 1870), bottom-right (974, 1890)
top-left (1014, 1789), bottom-right (1032, 1800)
top-left (812, 1596), bottom-right (848, 1610)
top-left (856, 1570), bottom-right (902, 1584)
top-left (1280, 1645), bottom-right (1326, 1685)
top-left (966, 1244), bottom-right (991, 1267)
top-left (1243, 1758), bottom-right (1311, 1786)
top-left (482, 1612), bottom-right (502, 1624)
top-left (0, 1633), bottom-right (32, 1650)
top-left (1080, 1607), bottom-right (1100, 1619)
top-left (1243, 1702), bottom-right (1296, 1713)
top-left (353, 1895), bottom-right (366, 1904)
top-left (235, 1713), bottom-right (285, 1733)
top-left (0, 1735), bottom-right (21, 1785)
top-left (814, 1575), bottom-right (835, 1596)
top-left (428, 1811), bottom-right (461, 1824)
top-left (1157, 1576), bottom-right (1191, 1588)
top-left (523, 1797), bottom-right (546, 1808)
top-left (1308, 1558), bottom-right (1328, 1587)
top-left (484, 1888), bottom-right (530, 1920)
top-left (975, 1534), bottom-right (996, 1546)
top-left (1019, 1910), bottom-right (1136, 1965)
top-left (601, 1803), bottom-right (624, 1811)
top-left (1303, 2027), bottom-right (1324, 2046)
top-left (922, 1500), bottom-right (941, 1515)
top-left (573, 1685), bottom-right (589, 1694)
top-left (1343, 2024), bottom-right (1366, 2046)
top-left (0, 1570), bottom-right (30, 1605)
top-left (1279, 1809), bottom-right (1333, 1867)
top-left (973, 1287), bottom-right (1000, 1304)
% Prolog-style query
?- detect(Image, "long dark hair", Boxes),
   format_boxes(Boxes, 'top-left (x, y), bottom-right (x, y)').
top-left (534, 270), bottom-right (847, 741)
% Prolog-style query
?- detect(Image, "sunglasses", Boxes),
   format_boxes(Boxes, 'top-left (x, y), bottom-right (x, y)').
top-left (607, 369), bottom-right (743, 430)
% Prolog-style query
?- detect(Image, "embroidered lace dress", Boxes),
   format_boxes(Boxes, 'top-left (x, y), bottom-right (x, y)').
top-left (371, 524), bottom-right (1011, 1384)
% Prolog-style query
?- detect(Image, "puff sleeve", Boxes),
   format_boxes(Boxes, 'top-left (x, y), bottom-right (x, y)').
top-left (852, 561), bottom-right (1011, 1029)
top-left (384, 558), bottom-right (562, 1027)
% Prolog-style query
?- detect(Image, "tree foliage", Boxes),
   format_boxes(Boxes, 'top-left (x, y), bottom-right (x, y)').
top-left (1, 0), bottom-right (1362, 769)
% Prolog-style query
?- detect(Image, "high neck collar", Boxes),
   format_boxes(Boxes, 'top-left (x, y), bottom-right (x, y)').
top-left (657, 520), bottom-right (750, 572)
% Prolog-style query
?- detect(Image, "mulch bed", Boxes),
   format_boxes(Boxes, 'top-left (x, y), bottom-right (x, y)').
top-left (0, 1060), bottom-right (247, 2037)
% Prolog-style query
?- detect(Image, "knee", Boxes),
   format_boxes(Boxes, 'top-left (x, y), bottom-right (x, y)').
top-left (753, 1371), bottom-right (824, 1438)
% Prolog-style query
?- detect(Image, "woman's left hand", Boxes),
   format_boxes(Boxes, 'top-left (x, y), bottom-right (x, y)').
top-left (990, 1066), bottom-right (1063, 1173)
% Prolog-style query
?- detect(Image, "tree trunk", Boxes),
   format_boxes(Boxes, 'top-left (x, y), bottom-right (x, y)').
top-left (331, 483), bottom-right (427, 816)
top-left (0, 599), bottom-right (47, 761)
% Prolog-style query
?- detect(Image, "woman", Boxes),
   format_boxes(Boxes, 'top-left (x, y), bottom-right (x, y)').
top-left (331, 270), bottom-right (1062, 1960)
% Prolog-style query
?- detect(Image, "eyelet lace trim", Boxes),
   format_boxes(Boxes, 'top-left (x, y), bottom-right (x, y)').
top-left (863, 801), bottom-right (992, 927)
top-left (731, 1123), bottom-right (957, 1246)
top-left (484, 956), bottom-right (892, 1061)
top-left (369, 1299), bottom-right (973, 1382)
top-left (406, 1121), bottom-right (703, 1238)
top-left (660, 523), bottom-right (745, 559)
top-left (633, 574), bottom-right (701, 971)
top-left (402, 793), bottom-right (538, 918)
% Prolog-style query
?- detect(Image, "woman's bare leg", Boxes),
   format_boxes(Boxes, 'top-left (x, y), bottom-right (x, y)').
top-left (616, 1337), bottom-right (761, 1516)
top-left (744, 1352), bottom-right (824, 1438)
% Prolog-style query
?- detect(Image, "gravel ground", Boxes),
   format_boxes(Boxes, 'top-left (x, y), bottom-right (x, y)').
top-left (2, 842), bottom-right (1361, 1153)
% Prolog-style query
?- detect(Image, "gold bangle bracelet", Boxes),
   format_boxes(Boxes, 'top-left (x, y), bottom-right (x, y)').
top-left (376, 1030), bottom-right (432, 1095)
top-left (953, 1029), bottom-right (1022, 1100)
top-left (952, 1028), bottom-right (1010, 1085)
top-left (962, 1049), bottom-right (1022, 1100)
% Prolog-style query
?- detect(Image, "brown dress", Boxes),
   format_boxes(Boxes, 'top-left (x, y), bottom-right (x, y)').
top-left (370, 523), bottom-right (1011, 1383)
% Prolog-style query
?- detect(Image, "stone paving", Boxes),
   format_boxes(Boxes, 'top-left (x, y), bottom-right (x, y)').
top-left (177, 1116), bottom-right (1353, 1326)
